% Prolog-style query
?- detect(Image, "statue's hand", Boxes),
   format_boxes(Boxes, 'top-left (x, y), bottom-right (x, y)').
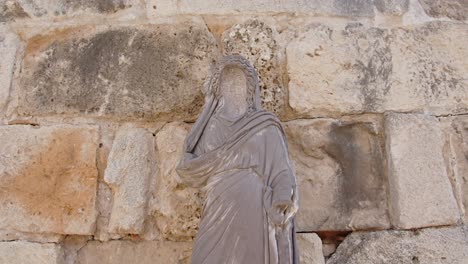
top-left (269, 202), bottom-right (291, 226)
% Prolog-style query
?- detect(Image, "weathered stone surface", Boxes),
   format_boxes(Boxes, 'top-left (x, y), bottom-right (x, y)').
top-left (77, 240), bottom-right (192, 264)
top-left (104, 127), bottom-right (156, 234)
top-left (12, 22), bottom-right (218, 121)
top-left (374, 0), bottom-right (409, 15)
top-left (0, 25), bottom-right (19, 121)
top-left (447, 116), bottom-right (468, 223)
top-left (0, 230), bottom-right (63, 243)
top-left (0, 0), bottom-right (142, 22)
top-left (285, 115), bottom-right (390, 231)
top-left (322, 242), bottom-right (337, 258)
top-left (385, 113), bottom-right (460, 229)
top-left (297, 233), bottom-right (325, 264)
top-left (287, 23), bottom-right (392, 117)
top-left (93, 123), bottom-right (118, 241)
top-left (222, 19), bottom-right (286, 116)
top-left (148, 0), bottom-right (377, 17)
top-left (419, 0), bottom-right (468, 20)
top-left (387, 22), bottom-right (468, 114)
top-left (147, 0), bottom-right (416, 18)
top-left (93, 182), bottom-right (115, 241)
top-left (0, 125), bottom-right (99, 234)
top-left (287, 22), bottom-right (467, 117)
top-left (61, 235), bottom-right (89, 264)
top-left (0, 241), bottom-right (64, 264)
top-left (327, 226), bottom-right (468, 264)
top-left (148, 122), bottom-right (203, 241)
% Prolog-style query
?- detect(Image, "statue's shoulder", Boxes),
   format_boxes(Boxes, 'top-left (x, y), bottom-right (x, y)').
top-left (249, 110), bottom-right (285, 137)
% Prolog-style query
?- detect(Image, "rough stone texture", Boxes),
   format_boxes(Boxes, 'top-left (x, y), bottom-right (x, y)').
top-left (327, 226), bottom-right (468, 264)
top-left (0, 0), bottom-right (466, 262)
top-left (93, 183), bottom-right (115, 241)
top-left (0, 25), bottom-right (20, 121)
top-left (297, 233), bottom-right (325, 264)
top-left (0, 241), bottom-right (64, 264)
top-left (104, 127), bottom-right (156, 234)
top-left (12, 22), bottom-right (218, 121)
top-left (0, 0), bottom-right (142, 22)
top-left (0, 125), bottom-right (99, 234)
top-left (385, 113), bottom-right (460, 229)
top-left (148, 0), bottom-right (380, 17)
top-left (285, 115), bottom-right (390, 231)
top-left (222, 19), bottom-right (286, 116)
top-left (419, 0), bottom-right (468, 20)
top-left (148, 122), bottom-right (203, 241)
top-left (447, 116), bottom-right (468, 223)
top-left (287, 23), bottom-right (392, 117)
top-left (374, 0), bottom-right (409, 15)
top-left (387, 22), bottom-right (468, 115)
top-left (93, 123), bottom-right (118, 241)
top-left (77, 240), bottom-right (192, 264)
top-left (287, 22), bottom-right (467, 118)
top-left (322, 242), bottom-right (337, 258)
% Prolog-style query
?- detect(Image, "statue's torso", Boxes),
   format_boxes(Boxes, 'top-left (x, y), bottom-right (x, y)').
top-left (194, 111), bottom-right (242, 155)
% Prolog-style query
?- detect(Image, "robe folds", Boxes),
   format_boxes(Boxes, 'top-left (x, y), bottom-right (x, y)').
top-left (176, 107), bottom-right (299, 264)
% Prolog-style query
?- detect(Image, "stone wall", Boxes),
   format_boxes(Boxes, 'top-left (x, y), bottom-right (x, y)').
top-left (0, 0), bottom-right (467, 263)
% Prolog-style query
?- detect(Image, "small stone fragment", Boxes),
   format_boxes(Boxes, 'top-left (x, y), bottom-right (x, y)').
top-left (297, 233), bottom-right (325, 264)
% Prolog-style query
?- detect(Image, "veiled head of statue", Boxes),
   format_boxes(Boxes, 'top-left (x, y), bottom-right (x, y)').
top-left (208, 55), bottom-right (261, 118)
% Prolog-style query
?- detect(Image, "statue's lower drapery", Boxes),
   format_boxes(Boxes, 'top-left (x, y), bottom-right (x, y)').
top-left (177, 110), bottom-right (299, 264)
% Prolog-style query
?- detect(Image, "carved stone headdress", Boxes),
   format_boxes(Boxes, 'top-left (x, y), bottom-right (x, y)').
top-left (183, 55), bottom-right (262, 153)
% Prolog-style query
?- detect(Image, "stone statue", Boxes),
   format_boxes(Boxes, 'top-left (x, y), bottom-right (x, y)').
top-left (176, 55), bottom-right (299, 264)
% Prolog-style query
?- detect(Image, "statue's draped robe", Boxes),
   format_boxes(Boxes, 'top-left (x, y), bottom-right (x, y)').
top-left (177, 105), bottom-right (298, 264)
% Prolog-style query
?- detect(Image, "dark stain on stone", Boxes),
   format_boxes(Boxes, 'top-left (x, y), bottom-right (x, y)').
top-left (0, 1), bottom-right (30, 22)
top-left (419, 0), bottom-right (468, 20)
top-left (333, 0), bottom-right (374, 17)
top-left (17, 25), bottom-right (217, 120)
top-left (0, 0), bottom-right (130, 21)
top-left (350, 27), bottom-right (392, 111)
top-left (374, 0), bottom-right (409, 15)
top-left (316, 230), bottom-right (351, 243)
top-left (63, 0), bottom-right (128, 14)
top-left (325, 121), bottom-right (386, 217)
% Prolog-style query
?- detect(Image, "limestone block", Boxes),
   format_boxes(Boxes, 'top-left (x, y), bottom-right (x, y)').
top-left (0, 241), bottom-right (63, 264)
top-left (0, 0), bottom-right (143, 22)
top-left (148, 122), bottom-right (203, 241)
top-left (385, 113), bottom-right (460, 229)
top-left (104, 127), bottom-right (156, 234)
top-left (327, 226), bottom-right (468, 264)
top-left (12, 22), bottom-right (218, 121)
top-left (285, 115), bottom-right (390, 231)
top-left (0, 25), bottom-right (20, 120)
top-left (419, 0), bottom-right (468, 20)
top-left (297, 233), bottom-right (325, 264)
top-left (387, 22), bottom-right (468, 114)
top-left (0, 125), bottom-right (99, 234)
top-left (76, 240), bottom-right (192, 264)
top-left (148, 0), bottom-right (377, 17)
top-left (287, 22), bottom-right (467, 117)
top-left (222, 19), bottom-right (285, 115)
top-left (447, 116), bottom-right (468, 223)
